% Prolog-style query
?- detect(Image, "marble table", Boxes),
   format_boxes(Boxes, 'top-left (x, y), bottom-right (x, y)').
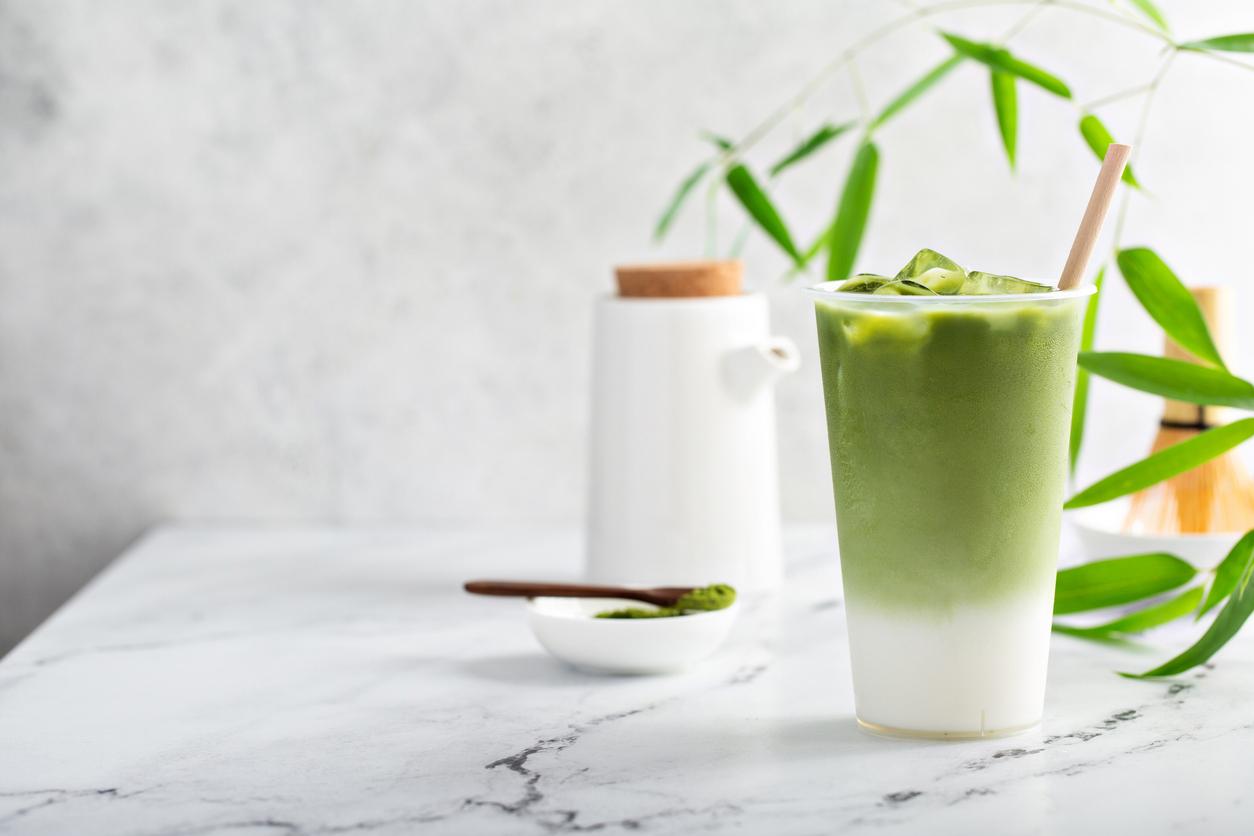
top-left (1, 525), bottom-right (1251, 836)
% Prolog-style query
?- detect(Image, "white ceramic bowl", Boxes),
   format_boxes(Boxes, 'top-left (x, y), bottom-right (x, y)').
top-left (526, 597), bottom-right (738, 674)
top-left (1067, 500), bottom-right (1237, 570)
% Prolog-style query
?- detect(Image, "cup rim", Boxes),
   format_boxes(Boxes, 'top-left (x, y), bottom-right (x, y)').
top-left (804, 281), bottom-right (1097, 304)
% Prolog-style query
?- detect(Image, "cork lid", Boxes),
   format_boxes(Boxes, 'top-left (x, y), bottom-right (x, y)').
top-left (1163, 285), bottom-right (1231, 428)
top-left (615, 260), bottom-right (743, 298)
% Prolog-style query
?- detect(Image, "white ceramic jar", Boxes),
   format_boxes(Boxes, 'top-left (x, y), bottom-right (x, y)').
top-left (586, 290), bottom-right (797, 591)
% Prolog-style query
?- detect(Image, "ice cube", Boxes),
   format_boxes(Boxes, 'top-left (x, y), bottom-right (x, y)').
top-left (963, 271), bottom-right (1054, 295)
top-left (873, 279), bottom-right (937, 296)
top-left (914, 267), bottom-right (966, 294)
top-left (836, 274), bottom-right (891, 293)
top-left (896, 248), bottom-right (966, 281)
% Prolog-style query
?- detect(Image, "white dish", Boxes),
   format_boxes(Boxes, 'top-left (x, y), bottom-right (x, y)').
top-left (1067, 500), bottom-right (1237, 570)
top-left (526, 597), bottom-right (738, 674)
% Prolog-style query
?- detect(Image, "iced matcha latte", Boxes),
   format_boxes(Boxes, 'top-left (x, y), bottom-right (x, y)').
top-left (809, 250), bottom-right (1093, 738)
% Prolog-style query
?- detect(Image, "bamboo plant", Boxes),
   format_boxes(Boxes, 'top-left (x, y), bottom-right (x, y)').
top-left (654, 0), bottom-right (1254, 678)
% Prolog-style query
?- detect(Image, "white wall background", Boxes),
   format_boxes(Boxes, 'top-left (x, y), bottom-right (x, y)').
top-left (2, 0), bottom-right (1251, 652)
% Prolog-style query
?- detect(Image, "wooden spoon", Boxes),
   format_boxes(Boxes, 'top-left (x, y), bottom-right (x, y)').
top-left (464, 580), bottom-right (696, 608)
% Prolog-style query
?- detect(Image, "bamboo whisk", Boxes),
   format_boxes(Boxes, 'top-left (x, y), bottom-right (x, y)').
top-left (1123, 286), bottom-right (1254, 534)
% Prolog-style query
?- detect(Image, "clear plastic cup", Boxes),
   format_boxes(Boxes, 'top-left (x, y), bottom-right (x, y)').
top-left (807, 282), bottom-right (1095, 738)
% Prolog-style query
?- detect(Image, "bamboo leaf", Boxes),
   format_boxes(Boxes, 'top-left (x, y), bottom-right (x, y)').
top-left (1055, 586), bottom-right (1203, 639)
top-left (1079, 115), bottom-right (1140, 188)
top-left (702, 131), bottom-right (735, 150)
top-left (1078, 352), bottom-right (1254, 410)
top-left (1099, 585), bottom-right (1203, 633)
top-left (1066, 418), bottom-right (1254, 509)
top-left (654, 162), bottom-right (712, 241)
top-left (1127, 0), bottom-right (1169, 33)
top-left (826, 141), bottom-right (879, 281)
top-left (784, 222), bottom-right (836, 280)
top-left (803, 223), bottom-right (832, 265)
top-left (1181, 34), bottom-right (1254, 53)
top-left (1199, 530), bottom-right (1254, 617)
top-left (1070, 268), bottom-right (1105, 474)
top-left (940, 32), bottom-right (1072, 98)
top-left (769, 122), bottom-right (855, 177)
top-left (725, 164), bottom-right (804, 266)
top-left (1055, 553), bottom-right (1198, 615)
top-left (1125, 538), bottom-right (1254, 678)
top-left (871, 55), bottom-right (964, 128)
top-left (991, 70), bottom-right (1017, 169)
top-left (1051, 624), bottom-right (1144, 648)
top-left (1117, 248), bottom-right (1226, 369)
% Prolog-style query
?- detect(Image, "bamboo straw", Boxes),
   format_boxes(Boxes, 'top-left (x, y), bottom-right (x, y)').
top-left (1057, 144), bottom-right (1132, 290)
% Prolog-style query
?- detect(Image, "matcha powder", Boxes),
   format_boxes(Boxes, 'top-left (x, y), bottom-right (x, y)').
top-left (595, 584), bottom-right (737, 619)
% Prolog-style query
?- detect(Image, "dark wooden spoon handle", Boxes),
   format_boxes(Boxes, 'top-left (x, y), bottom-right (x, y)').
top-left (463, 580), bottom-right (688, 606)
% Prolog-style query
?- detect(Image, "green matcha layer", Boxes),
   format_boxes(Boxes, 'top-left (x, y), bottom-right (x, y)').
top-left (815, 283), bottom-right (1086, 613)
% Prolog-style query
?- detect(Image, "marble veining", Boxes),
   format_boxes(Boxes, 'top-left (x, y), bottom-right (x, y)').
top-left (0, 525), bottom-right (1252, 835)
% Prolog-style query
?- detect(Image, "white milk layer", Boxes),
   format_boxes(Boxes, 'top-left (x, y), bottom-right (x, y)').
top-left (844, 591), bottom-right (1054, 736)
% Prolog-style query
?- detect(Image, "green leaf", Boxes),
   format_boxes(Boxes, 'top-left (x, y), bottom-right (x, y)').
top-left (1066, 418), bottom-right (1254, 509)
top-left (654, 162), bottom-right (712, 241)
top-left (990, 70), bottom-right (1017, 169)
top-left (782, 222), bottom-right (837, 281)
top-left (1078, 353), bottom-right (1254, 410)
top-left (826, 141), bottom-right (879, 281)
top-left (1055, 586), bottom-right (1203, 639)
top-left (702, 131), bottom-right (734, 151)
top-left (1199, 530), bottom-right (1254, 616)
top-left (786, 222), bottom-right (834, 278)
top-left (1181, 34), bottom-right (1254, 53)
top-left (940, 32), bottom-right (1072, 98)
top-left (769, 122), bottom-right (854, 177)
top-left (1079, 115), bottom-right (1140, 188)
top-left (1127, 0), bottom-right (1168, 33)
top-left (871, 55), bottom-right (964, 128)
top-left (1117, 248), bottom-right (1226, 369)
top-left (725, 164), bottom-right (804, 266)
top-left (1050, 624), bottom-right (1144, 648)
top-left (1055, 553), bottom-right (1198, 615)
top-left (1125, 538), bottom-right (1254, 678)
top-left (1070, 268), bottom-right (1105, 474)
top-left (803, 223), bottom-right (831, 264)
